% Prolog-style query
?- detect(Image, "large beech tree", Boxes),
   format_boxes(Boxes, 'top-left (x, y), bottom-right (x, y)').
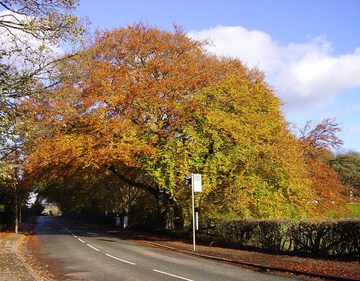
top-left (22, 23), bottom-right (331, 227)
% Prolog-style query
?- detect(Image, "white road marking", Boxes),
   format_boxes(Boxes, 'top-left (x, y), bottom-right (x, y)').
top-left (50, 218), bottom-right (139, 268)
top-left (105, 254), bottom-right (136, 265)
top-left (87, 244), bottom-right (100, 251)
top-left (153, 269), bottom-right (194, 281)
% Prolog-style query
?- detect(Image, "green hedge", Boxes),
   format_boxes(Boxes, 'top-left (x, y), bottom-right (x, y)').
top-left (199, 218), bottom-right (359, 260)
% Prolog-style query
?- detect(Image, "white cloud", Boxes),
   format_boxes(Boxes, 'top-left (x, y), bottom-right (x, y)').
top-left (188, 26), bottom-right (360, 113)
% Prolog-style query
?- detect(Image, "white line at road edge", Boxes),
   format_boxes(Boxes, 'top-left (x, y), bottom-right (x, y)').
top-left (78, 238), bottom-right (85, 243)
top-left (105, 254), bottom-right (136, 265)
top-left (153, 269), bottom-right (194, 281)
top-left (87, 244), bottom-right (100, 251)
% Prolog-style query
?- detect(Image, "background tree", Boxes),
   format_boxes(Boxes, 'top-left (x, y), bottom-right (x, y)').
top-left (0, 147), bottom-right (30, 232)
top-left (293, 118), bottom-right (348, 216)
top-left (329, 152), bottom-right (360, 199)
top-left (0, 0), bottom-right (84, 230)
top-left (1, 0), bottom-right (84, 149)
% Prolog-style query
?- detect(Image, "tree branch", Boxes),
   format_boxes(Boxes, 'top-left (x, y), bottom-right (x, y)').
top-left (108, 164), bottom-right (159, 198)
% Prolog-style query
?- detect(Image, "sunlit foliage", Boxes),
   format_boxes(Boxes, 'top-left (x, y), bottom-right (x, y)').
top-left (0, 0), bottom-right (84, 229)
top-left (22, 23), bottom-right (347, 225)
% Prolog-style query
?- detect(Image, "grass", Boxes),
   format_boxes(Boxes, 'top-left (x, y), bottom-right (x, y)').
top-left (326, 201), bottom-right (360, 219)
top-left (346, 202), bottom-right (360, 218)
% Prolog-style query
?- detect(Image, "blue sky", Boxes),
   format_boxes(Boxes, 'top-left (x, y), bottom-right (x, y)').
top-left (75, 0), bottom-right (360, 153)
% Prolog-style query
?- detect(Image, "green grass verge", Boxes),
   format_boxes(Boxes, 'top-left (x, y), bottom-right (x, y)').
top-left (347, 202), bottom-right (360, 218)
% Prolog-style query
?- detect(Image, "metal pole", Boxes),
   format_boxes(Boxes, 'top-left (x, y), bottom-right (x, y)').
top-left (191, 173), bottom-right (196, 251)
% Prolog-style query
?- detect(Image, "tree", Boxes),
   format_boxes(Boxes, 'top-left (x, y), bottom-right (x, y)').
top-left (293, 118), bottom-right (348, 216)
top-left (294, 118), bottom-right (343, 151)
top-left (1, 0), bottom-right (85, 154)
top-left (329, 152), bottom-right (360, 199)
top-left (187, 72), bottom-right (316, 219)
top-left (1, 0), bottom-right (85, 149)
top-left (22, 23), bottom-right (327, 228)
top-left (0, 0), bottom-right (84, 231)
top-left (0, 147), bottom-right (30, 232)
top-left (23, 23), bottom-right (222, 228)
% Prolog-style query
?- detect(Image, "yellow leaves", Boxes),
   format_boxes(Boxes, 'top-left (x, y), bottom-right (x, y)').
top-left (20, 22), bottom-right (342, 221)
top-left (188, 66), bottom-right (321, 219)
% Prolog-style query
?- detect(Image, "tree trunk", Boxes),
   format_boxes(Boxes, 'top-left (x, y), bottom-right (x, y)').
top-left (108, 164), bottom-right (185, 230)
top-left (14, 184), bottom-right (18, 234)
top-left (171, 199), bottom-right (184, 230)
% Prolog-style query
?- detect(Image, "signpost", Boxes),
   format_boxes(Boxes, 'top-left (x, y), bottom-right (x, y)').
top-left (191, 173), bottom-right (202, 251)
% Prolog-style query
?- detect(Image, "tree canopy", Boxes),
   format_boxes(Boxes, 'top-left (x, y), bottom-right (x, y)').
top-left (329, 152), bottom-right (360, 198)
top-left (22, 24), bottom-right (303, 220)
top-left (21, 23), bottom-right (348, 226)
top-left (1, 0), bottom-right (84, 166)
top-left (0, 0), bottom-right (84, 229)
top-left (293, 118), bottom-right (348, 215)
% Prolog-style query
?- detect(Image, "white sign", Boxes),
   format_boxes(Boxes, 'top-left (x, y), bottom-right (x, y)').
top-left (192, 174), bottom-right (202, 192)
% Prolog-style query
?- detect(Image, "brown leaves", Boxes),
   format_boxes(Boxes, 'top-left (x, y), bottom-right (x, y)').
top-left (293, 118), bottom-right (348, 216)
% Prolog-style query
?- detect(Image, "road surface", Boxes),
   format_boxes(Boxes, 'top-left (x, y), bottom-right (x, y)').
top-left (35, 216), bottom-right (302, 281)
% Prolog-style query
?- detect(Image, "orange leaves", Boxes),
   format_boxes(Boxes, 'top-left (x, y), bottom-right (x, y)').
top-left (21, 22), bottom-right (347, 220)
top-left (291, 119), bottom-right (348, 217)
top-left (304, 155), bottom-right (347, 217)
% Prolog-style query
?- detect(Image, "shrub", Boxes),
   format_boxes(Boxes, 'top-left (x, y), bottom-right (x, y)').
top-left (198, 218), bottom-right (359, 260)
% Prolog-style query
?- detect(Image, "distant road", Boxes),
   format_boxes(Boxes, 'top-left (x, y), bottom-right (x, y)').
top-left (35, 216), bottom-right (302, 281)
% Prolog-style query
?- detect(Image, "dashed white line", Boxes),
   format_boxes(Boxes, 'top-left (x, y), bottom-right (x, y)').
top-left (153, 269), bottom-right (194, 281)
top-left (51, 219), bottom-right (138, 268)
top-left (51, 219), bottom-right (195, 280)
top-left (105, 254), bottom-right (136, 265)
top-left (87, 244), bottom-right (100, 251)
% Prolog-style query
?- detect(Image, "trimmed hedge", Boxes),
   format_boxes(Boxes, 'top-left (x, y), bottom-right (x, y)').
top-left (199, 218), bottom-right (359, 260)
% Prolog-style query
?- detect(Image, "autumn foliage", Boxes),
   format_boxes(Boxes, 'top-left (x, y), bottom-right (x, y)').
top-left (20, 23), bottom-right (347, 226)
top-left (294, 119), bottom-right (348, 216)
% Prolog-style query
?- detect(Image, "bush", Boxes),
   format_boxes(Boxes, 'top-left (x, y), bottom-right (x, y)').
top-left (198, 218), bottom-right (359, 260)
top-left (287, 219), bottom-right (360, 257)
top-left (256, 220), bottom-right (290, 252)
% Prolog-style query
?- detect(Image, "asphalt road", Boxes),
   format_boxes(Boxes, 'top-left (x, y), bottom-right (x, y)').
top-left (35, 216), bottom-right (302, 281)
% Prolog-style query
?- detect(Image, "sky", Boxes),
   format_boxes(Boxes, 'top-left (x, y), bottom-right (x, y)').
top-left (75, 0), bottom-right (360, 153)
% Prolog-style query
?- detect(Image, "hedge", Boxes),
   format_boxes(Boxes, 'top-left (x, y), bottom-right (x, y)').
top-left (198, 218), bottom-right (359, 260)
